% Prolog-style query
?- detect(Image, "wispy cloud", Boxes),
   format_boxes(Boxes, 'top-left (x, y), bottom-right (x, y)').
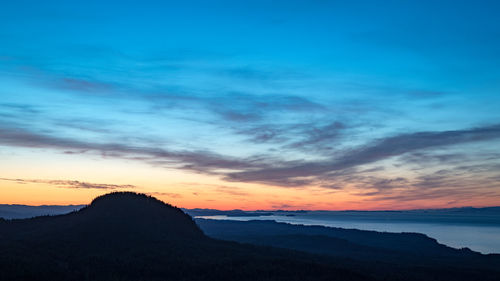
top-left (214, 186), bottom-right (249, 197)
top-left (0, 125), bottom-right (264, 175)
top-left (1, 122), bottom-right (499, 191)
top-left (146, 191), bottom-right (183, 198)
top-left (0, 178), bottom-right (136, 190)
top-left (225, 124), bottom-right (500, 186)
top-left (55, 77), bottom-right (112, 93)
top-left (1, 0), bottom-right (499, 209)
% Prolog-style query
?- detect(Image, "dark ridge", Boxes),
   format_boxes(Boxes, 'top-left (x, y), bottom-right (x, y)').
top-left (0, 192), bottom-right (374, 281)
top-left (76, 192), bottom-right (205, 239)
top-left (1, 192), bottom-right (499, 281)
top-left (1, 192), bottom-right (205, 242)
top-left (196, 218), bottom-right (474, 256)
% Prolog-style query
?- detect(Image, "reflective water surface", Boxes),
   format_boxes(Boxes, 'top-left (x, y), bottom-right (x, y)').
top-left (197, 215), bottom-right (500, 254)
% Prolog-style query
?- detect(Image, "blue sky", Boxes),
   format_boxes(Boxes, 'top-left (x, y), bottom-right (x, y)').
top-left (1, 0), bottom-right (500, 208)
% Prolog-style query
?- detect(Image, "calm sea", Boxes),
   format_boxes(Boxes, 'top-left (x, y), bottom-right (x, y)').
top-left (196, 214), bottom-right (500, 254)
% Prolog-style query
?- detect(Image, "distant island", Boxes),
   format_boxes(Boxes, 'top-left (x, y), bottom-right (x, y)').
top-left (1, 192), bottom-right (499, 281)
top-left (3, 203), bottom-right (499, 225)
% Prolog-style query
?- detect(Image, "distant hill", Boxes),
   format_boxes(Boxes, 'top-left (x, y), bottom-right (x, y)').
top-left (1, 193), bottom-right (499, 281)
top-left (184, 208), bottom-right (273, 217)
top-left (0, 204), bottom-right (85, 219)
top-left (0, 192), bottom-right (372, 281)
top-left (186, 207), bottom-right (500, 226)
top-left (3, 203), bottom-right (500, 225)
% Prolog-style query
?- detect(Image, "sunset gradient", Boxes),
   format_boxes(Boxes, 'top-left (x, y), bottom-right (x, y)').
top-left (1, 0), bottom-right (500, 210)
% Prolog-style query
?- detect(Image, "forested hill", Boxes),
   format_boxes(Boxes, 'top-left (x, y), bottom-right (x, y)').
top-left (0, 192), bottom-right (499, 281)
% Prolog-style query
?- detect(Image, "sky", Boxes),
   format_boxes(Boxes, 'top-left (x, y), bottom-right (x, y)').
top-left (1, 0), bottom-right (500, 210)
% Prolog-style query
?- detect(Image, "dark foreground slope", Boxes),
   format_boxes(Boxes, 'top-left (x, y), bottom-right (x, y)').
top-left (197, 219), bottom-right (500, 277)
top-left (0, 192), bottom-right (371, 281)
top-left (196, 219), bottom-right (487, 258)
top-left (0, 193), bottom-right (499, 281)
top-left (196, 219), bottom-right (500, 280)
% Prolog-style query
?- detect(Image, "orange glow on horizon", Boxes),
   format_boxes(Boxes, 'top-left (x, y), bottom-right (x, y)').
top-left (1, 178), bottom-right (499, 211)
top-left (1, 148), bottom-right (499, 210)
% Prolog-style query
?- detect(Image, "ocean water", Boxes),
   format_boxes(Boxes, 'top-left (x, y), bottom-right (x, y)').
top-left (196, 214), bottom-right (500, 254)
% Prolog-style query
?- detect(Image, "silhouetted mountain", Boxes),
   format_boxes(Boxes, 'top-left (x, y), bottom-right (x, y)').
top-left (3, 204), bottom-right (500, 225)
top-left (1, 193), bottom-right (499, 281)
top-left (0, 192), bottom-right (372, 281)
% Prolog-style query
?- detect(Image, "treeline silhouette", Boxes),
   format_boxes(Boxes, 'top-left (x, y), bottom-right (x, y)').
top-left (197, 219), bottom-right (500, 279)
top-left (0, 192), bottom-right (499, 281)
